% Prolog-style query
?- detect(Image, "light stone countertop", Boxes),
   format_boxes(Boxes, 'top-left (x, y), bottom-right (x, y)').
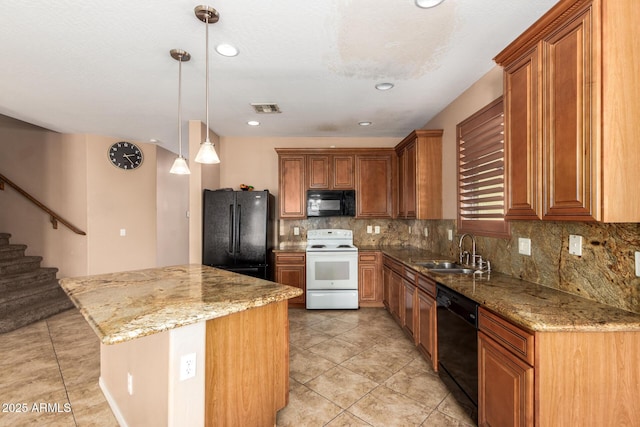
top-left (59, 264), bottom-right (303, 345)
top-left (377, 246), bottom-right (640, 332)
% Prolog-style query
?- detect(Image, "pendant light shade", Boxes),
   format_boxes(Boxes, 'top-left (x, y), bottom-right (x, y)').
top-left (169, 49), bottom-right (191, 175)
top-left (194, 5), bottom-right (220, 164)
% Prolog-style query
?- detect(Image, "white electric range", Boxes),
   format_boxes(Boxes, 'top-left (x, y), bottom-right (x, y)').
top-left (305, 229), bottom-right (358, 309)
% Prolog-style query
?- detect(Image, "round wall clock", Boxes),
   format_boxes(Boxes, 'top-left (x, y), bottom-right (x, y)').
top-left (108, 141), bottom-right (143, 170)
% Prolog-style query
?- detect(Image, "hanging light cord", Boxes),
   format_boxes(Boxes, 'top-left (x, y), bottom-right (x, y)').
top-left (178, 53), bottom-right (183, 157)
top-left (204, 11), bottom-right (210, 143)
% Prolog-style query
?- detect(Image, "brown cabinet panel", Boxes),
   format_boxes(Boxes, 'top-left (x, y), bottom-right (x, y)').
top-left (278, 155), bottom-right (306, 218)
top-left (274, 252), bottom-right (305, 305)
top-left (358, 251), bottom-right (383, 307)
top-left (504, 48), bottom-right (542, 220)
top-left (355, 153), bottom-right (394, 218)
top-left (416, 287), bottom-right (437, 371)
top-left (402, 278), bottom-right (416, 342)
top-left (332, 155), bottom-right (354, 189)
top-left (307, 155), bottom-right (330, 189)
top-left (478, 332), bottom-right (534, 427)
top-left (395, 130), bottom-right (442, 219)
top-left (542, 7), bottom-right (594, 220)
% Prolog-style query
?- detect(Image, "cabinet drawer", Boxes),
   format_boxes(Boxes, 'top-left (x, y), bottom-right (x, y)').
top-left (383, 256), bottom-right (403, 274)
top-left (478, 307), bottom-right (534, 365)
top-left (404, 268), bottom-right (416, 284)
top-left (417, 274), bottom-right (436, 297)
top-left (275, 253), bottom-right (305, 264)
top-left (359, 253), bottom-right (378, 263)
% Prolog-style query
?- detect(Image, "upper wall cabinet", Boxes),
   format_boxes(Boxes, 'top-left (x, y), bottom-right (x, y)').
top-left (275, 148), bottom-right (395, 219)
top-left (307, 154), bottom-right (354, 190)
top-left (395, 130), bottom-right (443, 219)
top-left (496, 0), bottom-right (640, 222)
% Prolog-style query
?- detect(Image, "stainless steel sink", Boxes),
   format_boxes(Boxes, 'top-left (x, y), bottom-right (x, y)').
top-left (428, 268), bottom-right (476, 274)
top-left (415, 260), bottom-right (478, 274)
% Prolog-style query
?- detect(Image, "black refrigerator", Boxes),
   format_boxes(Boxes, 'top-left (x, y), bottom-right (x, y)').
top-left (202, 189), bottom-right (274, 279)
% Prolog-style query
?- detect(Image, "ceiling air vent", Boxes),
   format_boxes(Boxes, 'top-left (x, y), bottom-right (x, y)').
top-left (251, 103), bottom-right (282, 114)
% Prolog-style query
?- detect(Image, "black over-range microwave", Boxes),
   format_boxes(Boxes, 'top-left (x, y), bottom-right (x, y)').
top-left (306, 190), bottom-right (355, 217)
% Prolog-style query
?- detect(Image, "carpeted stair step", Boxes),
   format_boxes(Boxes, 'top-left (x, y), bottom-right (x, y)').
top-left (0, 294), bottom-right (74, 334)
top-left (0, 267), bottom-right (59, 293)
top-left (0, 256), bottom-right (42, 275)
top-left (0, 244), bottom-right (27, 261)
top-left (0, 280), bottom-right (69, 314)
top-left (0, 233), bottom-right (11, 246)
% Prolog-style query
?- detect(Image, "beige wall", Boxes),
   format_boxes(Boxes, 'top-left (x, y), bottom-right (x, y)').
top-left (218, 136), bottom-right (399, 197)
top-left (0, 117), bottom-right (88, 277)
top-left (156, 147), bottom-right (189, 267)
top-left (85, 136), bottom-right (157, 275)
top-left (422, 65), bottom-right (503, 218)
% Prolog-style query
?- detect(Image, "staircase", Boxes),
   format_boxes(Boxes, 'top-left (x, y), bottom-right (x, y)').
top-left (0, 233), bottom-right (74, 333)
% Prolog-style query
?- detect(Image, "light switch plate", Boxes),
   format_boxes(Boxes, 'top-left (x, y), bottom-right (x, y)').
top-left (367, 225), bottom-right (372, 234)
top-left (424, 227), bottom-right (429, 237)
top-left (447, 230), bottom-right (453, 241)
top-left (293, 226), bottom-right (300, 236)
top-left (635, 251), bottom-right (640, 277)
top-left (518, 238), bottom-right (532, 256)
top-left (569, 234), bottom-right (583, 256)
top-left (374, 225), bottom-right (380, 234)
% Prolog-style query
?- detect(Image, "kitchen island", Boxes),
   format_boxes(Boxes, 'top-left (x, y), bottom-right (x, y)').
top-left (59, 264), bottom-right (302, 427)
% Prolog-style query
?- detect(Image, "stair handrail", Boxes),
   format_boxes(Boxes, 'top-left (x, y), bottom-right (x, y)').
top-left (0, 173), bottom-right (86, 235)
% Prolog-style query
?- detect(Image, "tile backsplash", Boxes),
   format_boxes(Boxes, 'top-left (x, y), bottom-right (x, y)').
top-left (278, 218), bottom-right (640, 314)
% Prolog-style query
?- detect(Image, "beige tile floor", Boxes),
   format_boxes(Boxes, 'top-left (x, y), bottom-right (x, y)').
top-left (0, 307), bottom-right (475, 427)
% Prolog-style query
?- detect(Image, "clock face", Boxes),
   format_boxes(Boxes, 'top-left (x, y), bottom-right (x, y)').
top-left (108, 142), bottom-right (143, 170)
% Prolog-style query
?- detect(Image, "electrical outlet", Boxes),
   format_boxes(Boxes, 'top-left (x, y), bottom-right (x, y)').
top-left (447, 229), bottom-right (453, 241)
top-left (518, 238), bottom-right (532, 256)
top-left (180, 353), bottom-right (196, 381)
top-left (279, 220), bottom-right (284, 236)
top-left (367, 225), bottom-right (372, 234)
top-left (120, 228), bottom-right (126, 237)
top-left (408, 226), bottom-right (412, 234)
top-left (423, 227), bottom-right (429, 237)
top-left (293, 226), bottom-right (300, 236)
top-left (374, 226), bottom-right (380, 234)
top-left (569, 235), bottom-right (583, 256)
top-left (635, 251), bottom-right (640, 277)
top-left (127, 373), bottom-right (133, 395)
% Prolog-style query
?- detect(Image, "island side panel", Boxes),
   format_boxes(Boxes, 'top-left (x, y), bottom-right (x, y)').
top-left (535, 331), bottom-right (640, 426)
top-left (205, 300), bottom-right (289, 426)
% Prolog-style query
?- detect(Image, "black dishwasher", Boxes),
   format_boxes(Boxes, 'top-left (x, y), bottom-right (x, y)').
top-left (436, 284), bottom-right (479, 412)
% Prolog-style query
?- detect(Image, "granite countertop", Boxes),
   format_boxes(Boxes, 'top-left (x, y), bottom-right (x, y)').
top-left (59, 264), bottom-right (303, 345)
top-left (376, 246), bottom-right (640, 333)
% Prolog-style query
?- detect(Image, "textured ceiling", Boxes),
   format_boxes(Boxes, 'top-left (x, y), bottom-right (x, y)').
top-left (0, 0), bottom-right (557, 155)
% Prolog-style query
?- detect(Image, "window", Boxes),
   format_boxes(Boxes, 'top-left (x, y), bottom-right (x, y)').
top-left (457, 97), bottom-right (510, 238)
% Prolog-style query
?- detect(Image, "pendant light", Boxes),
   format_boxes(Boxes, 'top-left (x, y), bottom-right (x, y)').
top-left (169, 49), bottom-right (192, 175)
top-left (194, 5), bottom-right (220, 164)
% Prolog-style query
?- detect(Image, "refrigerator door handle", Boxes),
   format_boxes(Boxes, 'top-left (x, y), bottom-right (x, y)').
top-left (236, 204), bottom-right (241, 254)
top-left (228, 204), bottom-right (235, 254)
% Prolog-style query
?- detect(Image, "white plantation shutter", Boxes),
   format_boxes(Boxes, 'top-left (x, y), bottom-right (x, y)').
top-left (457, 98), bottom-right (510, 237)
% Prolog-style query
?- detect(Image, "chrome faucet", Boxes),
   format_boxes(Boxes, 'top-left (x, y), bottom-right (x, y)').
top-left (458, 233), bottom-right (476, 267)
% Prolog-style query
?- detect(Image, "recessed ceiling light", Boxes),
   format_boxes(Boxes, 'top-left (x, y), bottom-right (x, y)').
top-left (359, 121), bottom-right (372, 126)
top-left (415, 0), bottom-right (445, 8)
top-left (375, 82), bottom-right (394, 91)
top-left (247, 121), bottom-right (260, 126)
top-left (216, 44), bottom-right (239, 57)
top-left (149, 139), bottom-right (159, 144)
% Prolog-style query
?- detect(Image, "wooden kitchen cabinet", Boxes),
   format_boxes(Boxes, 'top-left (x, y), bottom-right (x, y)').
top-left (395, 130), bottom-right (443, 219)
top-left (307, 154), bottom-right (354, 189)
top-left (402, 268), bottom-right (417, 342)
top-left (382, 255), bottom-right (403, 323)
top-left (355, 151), bottom-right (395, 219)
top-left (358, 251), bottom-right (383, 307)
top-left (416, 275), bottom-right (437, 371)
top-left (478, 308), bottom-right (534, 427)
top-left (273, 252), bottom-right (305, 307)
top-left (276, 148), bottom-right (393, 219)
top-left (496, 0), bottom-right (640, 222)
top-left (276, 153), bottom-right (306, 218)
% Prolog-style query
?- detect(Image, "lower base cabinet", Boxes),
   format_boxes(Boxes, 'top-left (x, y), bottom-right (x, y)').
top-left (274, 252), bottom-right (306, 307)
top-left (417, 286), bottom-right (437, 371)
top-left (478, 332), bottom-right (533, 427)
top-left (358, 251), bottom-right (383, 307)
